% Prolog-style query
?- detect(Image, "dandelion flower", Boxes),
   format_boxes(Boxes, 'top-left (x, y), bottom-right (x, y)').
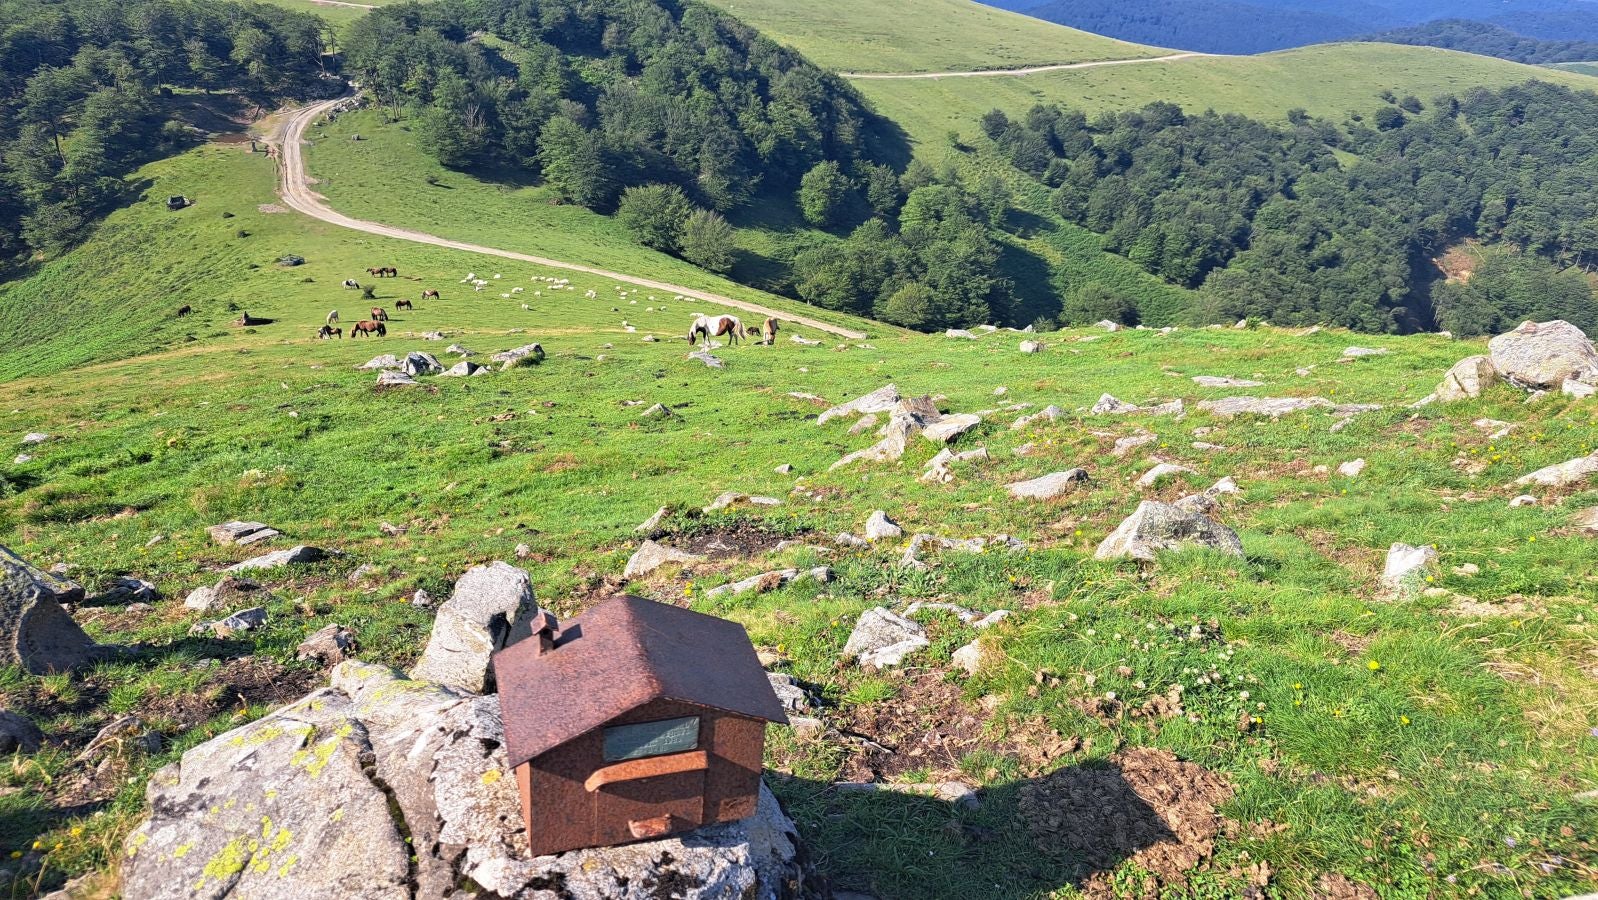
top-left (1332, 708), bottom-right (1344, 718)
top-left (1293, 682), bottom-right (1302, 690)
top-left (70, 827), bottom-right (82, 837)
top-left (1367, 659), bottom-right (1382, 672)
top-left (1400, 715), bottom-right (1411, 726)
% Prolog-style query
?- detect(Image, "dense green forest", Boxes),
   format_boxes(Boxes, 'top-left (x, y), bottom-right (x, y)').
top-left (982, 81), bottom-right (1598, 335)
top-left (0, 0), bottom-right (331, 273)
top-left (341, 0), bottom-right (896, 214)
top-left (1359, 19), bottom-right (1598, 64)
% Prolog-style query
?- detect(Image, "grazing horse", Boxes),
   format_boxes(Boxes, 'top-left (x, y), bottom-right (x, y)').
top-left (317, 325), bottom-right (342, 340)
top-left (366, 267), bottom-right (382, 278)
top-left (370, 307), bottom-right (388, 322)
top-left (342, 279), bottom-right (360, 289)
top-left (175, 304), bottom-right (192, 318)
top-left (760, 317), bottom-right (779, 345)
top-left (326, 309), bottom-right (339, 325)
top-left (350, 320), bottom-right (386, 338)
top-left (688, 314), bottom-right (746, 347)
top-left (395, 298), bottom-right (413, 311)
top-left (421, 289), bottom-right (440, 300)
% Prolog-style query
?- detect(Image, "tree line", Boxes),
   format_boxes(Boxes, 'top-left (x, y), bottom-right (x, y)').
top-left (0, 0), bottom-right (331, 273)
top-left (1359, 19), bottom-right (1598, 65)
top-left (981, 81), bottom-right (1598, 335)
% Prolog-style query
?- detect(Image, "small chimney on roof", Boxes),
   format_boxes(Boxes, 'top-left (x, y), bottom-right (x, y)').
top-left (530, 610), bottom-right (559, 656)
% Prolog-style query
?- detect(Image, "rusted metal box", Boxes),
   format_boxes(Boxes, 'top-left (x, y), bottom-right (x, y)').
top-left (492, 594), bottom-right (787, 856)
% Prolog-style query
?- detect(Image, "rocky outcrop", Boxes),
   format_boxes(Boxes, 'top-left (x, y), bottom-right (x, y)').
top-left (921, 447), bottom-right (989, 483)
top-left (409, 562), bottom-right (537, 693)
top-left (864, 510), bottom-right (903, 541)
top-left (207, 521), bottom-right (281, 546)
top-left (1513, 452), bottom-right (1598, 488)
top-left (624, 540), bottom-right (705, 578)
top-left (1136, 462), bottom-right (1195, 488)
top-left (1191, 376), bottom-right (1263, 388)
top-left (122, 662), bottom-right (811, 900)
top-left (1196, 396), bottom-right (1378, 419)
top-left (923, 413), bottom-right (982, 444)
top-left (225, 545), bottom-right (329, 572)
top-left (493, 342), bottom-right (546, 370)
top-left (183, 575), bottom-right (272, 613)
top-left (375, 371), bottom-right (418, 387)
top-left (842, 607), bottom-right (929, 668)
top-left (403, 351), bottom-right (443, 377)
top-left (1007, 469), bottom-right (1089, 500)
top-left (817, 385), bottom-right (900, 425)
top-left (189, 606), bottom-right (267, 637)
top-left (704, 567), bottom-right (831, 599)
top-left (0, 545), bottom-right (108, 674)
top-left (1095, 501), bottom-right (1244, 562)
top-left (1433, 355), bottom-right (1497, 402)
top-left (0, 710), bottom-right (43, 753)
top-left (1487, 320), bottom-right (1598, 390)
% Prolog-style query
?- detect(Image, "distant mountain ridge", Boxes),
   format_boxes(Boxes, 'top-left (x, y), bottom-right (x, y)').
top-left (989, 0), bottom-right (1598, 56)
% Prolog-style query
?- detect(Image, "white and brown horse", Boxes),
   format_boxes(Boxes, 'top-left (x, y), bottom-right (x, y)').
top-left (688, 314), bottom-right (747, 347)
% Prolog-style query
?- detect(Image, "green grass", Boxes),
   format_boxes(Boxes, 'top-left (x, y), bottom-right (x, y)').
top-left (853, 44), bottom-right (1598, 150)
top-left (1, 136), bottom-right (1597, 897)
top-left (702, 0), bottom-right (1166, 74)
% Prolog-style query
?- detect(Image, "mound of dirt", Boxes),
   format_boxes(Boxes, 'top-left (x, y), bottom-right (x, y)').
top-left (1019, 747), bottom-right (1233, 894)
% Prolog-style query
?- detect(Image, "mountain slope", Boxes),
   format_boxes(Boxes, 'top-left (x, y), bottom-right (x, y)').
top-left (1360, 19), bottom-right (1598, 64)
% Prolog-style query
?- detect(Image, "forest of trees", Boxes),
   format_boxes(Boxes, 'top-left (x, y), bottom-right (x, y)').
top-left (340, 0), bottom-right (889, 215)
top-left (1359, 19), bottom-right (1598, 64)
top-left (0, 0), bottom-right (331, 273)
top-left (982, 81), bottom-right (1598, 335)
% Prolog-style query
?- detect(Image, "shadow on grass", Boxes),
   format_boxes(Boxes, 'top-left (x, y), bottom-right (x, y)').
top-left (771, 761), bottom-right (1176, 899)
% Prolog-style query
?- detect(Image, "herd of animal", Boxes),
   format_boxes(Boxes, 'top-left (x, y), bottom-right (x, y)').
top-left (312, 267), bottom-right (786, 351)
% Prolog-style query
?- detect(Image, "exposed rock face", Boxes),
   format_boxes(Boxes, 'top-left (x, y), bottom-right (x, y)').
top-left (842, 607), bottom-right (929, 668)
top-left (297, 623), bottom-right (356, 665)
top-left (441, 360), bottom-right (486, 377)
top-left (1095, 501), bottom-right (1244, 562)
top-left (183, 575), bottom-right (271, 613)
top-left (0, 545), bottom-right (106, 674)
top-left (864, 510), bottom-right (903, 541)
top-left (1197, 396), bottom-right (1335, 419)
top-left (207, 521), bottom-right (281, 546)
top-left (375, 371), bottom-right (418, 387)
top-left (1514, 452), bottom-right (1598, 488)
top-left (225, 545), bottom-right (328, 572)
top-left (1019, 340), bottom-right (1043, 354)
top-left (358, 354), bottom-right (400, 371)
top-left (96, 576), bottom-right (158, 605)
top-left (0, 710), bottom-right (43, 753)
top-left (634, 506), bottom-right (671, 536)
top-left (189, 606), bottom-right (267, 637)
top-left (1113, 432), bottom-right (1158, 457)
top-left (1487, 320), bottom-right (1598, 390)
top-left (493, 342), bottom-right (546, 369)
top-left (1007, 470), bottom-right (1089, 500)
top-left (1380, 543), bottom-right (1439, 597)
top-left (921, 447), bottom-right (988, 484)
top-left (123, 662), bottom-right (811, 900)
top-left (952, 640), bottom-right (985, 676)
top-left (1093, 395), bottom-right (1183, 417)
top-left (624, 539), bottom-right (705, 578)
top-left (831, 396), bottom-right (943, 469)
top-left (1434, 355), bottom-right (1498, 401)
top-left (1137, 462), bottom-right (1195, 489)
top-left (409, 562), bottom-right (536, 692)
top-left (403, 351), bottom-right (443, 376)
top-left (923, 413), bottom-right (982, 444)
top-left (1564, 378), bottom-right (1596, 399)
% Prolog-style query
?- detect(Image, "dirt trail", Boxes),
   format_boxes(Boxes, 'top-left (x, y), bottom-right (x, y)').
top-left (842, 52), bottom-right (1210, 79)
top-left (270, 97), bottom-right (868, 340)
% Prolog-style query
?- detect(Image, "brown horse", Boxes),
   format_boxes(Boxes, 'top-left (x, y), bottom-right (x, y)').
top-left (395, 298), bottom-right (413, 311)
top-left (760, 317), bottom-right (779, 345)
top-left (421, 289), bottom-right (440, 300)
top-left (351, 320), bottom-right (386, 338)
top-left (688, 314), bottom-right (746, 347)
top-left (175, 304), bottom-right (192, 318)
top-left (317, 325), bottom-right (342, 340)
top-left (370, 307), bottom-right (388, 321)
top-left (366, 267), bottom-right (396, 278)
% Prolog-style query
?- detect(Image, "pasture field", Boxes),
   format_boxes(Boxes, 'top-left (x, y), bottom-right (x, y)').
top-left (0, 133), bottom-right (1596, 897)
top-left (700, 0), bottom-right (1166, 74)
top-left (850, 43), bottom-right (1598, 148)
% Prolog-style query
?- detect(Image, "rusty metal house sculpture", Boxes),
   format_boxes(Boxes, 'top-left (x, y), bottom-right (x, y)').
top-left (492, 594), bottom-right (788, 856)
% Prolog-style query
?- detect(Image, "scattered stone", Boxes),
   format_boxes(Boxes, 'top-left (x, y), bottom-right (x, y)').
top-left (624, 539), bottom-right (705, 578)
top-left (842, 607), bottom-right (929, 668)
top-left (1011, 405), bottom-right (1064, 430)
top-left (635, 506), bottom-right (671, 536)
top-left (492, 343), bottom-right (546, 369)
top-left (376, 370), bottom-right (419, 387)
top-left (1433, 355), bottom-right (1497, 402)
top-left (1137, 462), bottom-right (1195, 489)
top-left (774, 463), bottom-right (793, 475)
top-left (188, 606), bottom-right (267, 637)
top-left (864, 511), bottom-right (903, 541)
top-left (951, 640), bottom-right (984, 675)
top-left (923, 413), bottom-right (982, 444)
top-left (403, 351), bottom-right (443, 376)
top-left (790, 334), bottom-right (821, 346)
top-left (1337, 459), bottom-right (1367, 478)
top-left (1109, 433), bottom-right (1157, 459)
top-left (921, 447), bottom-right (988, 483)
top-left (20, 432), bottom-right (48, 445)
top-left (1192, 376), bottom-right (1263, 388)
top-left (848, 414), bottom-right (879, 436)
top-left (687, 350), bottom-right (724, 369)
top-left (1513, 452), bottom-right (1598, 488)
top-left (1487, 320), bottom-right (1598, 390)
top-left (945, 329), bottom-right (977, 339)
top-left (904, 601), bottom-right (978, 622)
top-left (1012, 442), bottom-right (1038, 457)
top-left (1509, 495), bottom-right (1538, 507)
top-left (899, 533), bottom-right (1022, 570)
top-left (705, 567), bottom-right (831, 599)
top-left (0, 709), bottom-right (43, 753)
top-left (1092, 394), bottom-right (1137, 414)
top-left (358, 354), bottom-right (400, 370)
top-left (1095, 501), bottom-right (1244, 562)
top-left (1206, 476), bottom-right (1241, 496)
top-left (834, 532), bottom-right (870, 549)
top-left (296, 623), bottom-right (356, 665)
top-left (445, 344), bottom-right (474, 356)
top-left (1197, 396), bottom-right (1335, 419)
top-left (207, 521), bottom-right (280, 546)
top-left (410, 562), bottom-right (537, 692)
top-left (96, 576), bottom-right (158, 604)
top-left (183, 575), bottom-right (270, 613)
top-left (13, 453), bottom-right (31, 464)
top-left (789, 716), bottom-right (824, 740)
top-left (347, 563), bottom-right (377, 584)
top-left (1019, 340), bottom-right (1043, 354)
top-left (1343, 347), bottom-right (1389, 358)
top-left (226, 545), bottom-right (329, 572)
top-left (0, 545), bottom-right (107, 674)
top-left (767, 673), bottom-right (813, 713)
top-left (1095, 320), bottom-right (1121, 332)
top-left (640, 403), bottom-right (675, 419)
top-left (1380, 543), bottom-right (1439, 598)
top-left (411, 588), bottom-right (434, 608)
top-left (441, 360), bottom-right (486, 377)
top-left (704, 492), bottom-right (781, 513)
top-left (973, 609), bottom-right (1011, 629)
top-left (1008, 469), bottom-right (1089, 500)
top-left (1563, 378), bottom-right (1596, 399)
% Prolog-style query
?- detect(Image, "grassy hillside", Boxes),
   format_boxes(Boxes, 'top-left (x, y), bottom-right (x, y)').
top-left (853, 43), bottom-right (1598, 148)
top-left (702, 0), bottom-right (1167, 73)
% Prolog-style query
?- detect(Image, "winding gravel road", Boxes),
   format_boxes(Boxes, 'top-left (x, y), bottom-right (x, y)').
top-left (271, 97), bottom-right (868, 340)
top-left (841, 52), bottom-right (1209, 80)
